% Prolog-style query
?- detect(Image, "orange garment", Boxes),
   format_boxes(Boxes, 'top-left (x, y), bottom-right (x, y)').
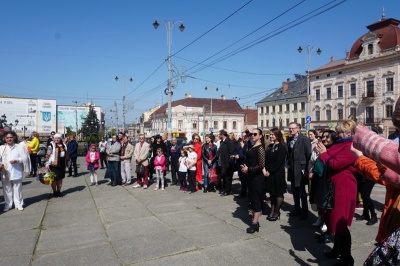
top-left (194, 142), bottom-right (203, 182)
top-left (355, 155), bottom-right (400, 242)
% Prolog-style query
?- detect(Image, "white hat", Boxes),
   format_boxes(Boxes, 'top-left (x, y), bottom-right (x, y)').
top-left (54, 133), bottom-right (62, 139)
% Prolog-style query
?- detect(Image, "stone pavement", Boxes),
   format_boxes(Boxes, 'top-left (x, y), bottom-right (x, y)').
top-left (0, 157), bottom-right (385, 266)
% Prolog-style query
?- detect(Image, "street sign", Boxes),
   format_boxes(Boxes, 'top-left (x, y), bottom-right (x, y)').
top-left (306, 116), bottom-right (312, 123)
top-left (209, 127), bottom-right (213, 132)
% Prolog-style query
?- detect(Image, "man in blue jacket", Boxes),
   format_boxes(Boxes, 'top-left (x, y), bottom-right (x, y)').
top-left (67, 135), bottom-right (78, 177)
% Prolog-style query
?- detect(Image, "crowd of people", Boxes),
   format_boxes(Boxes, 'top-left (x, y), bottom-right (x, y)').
top-left (1, 97), bottom-right (400, 265)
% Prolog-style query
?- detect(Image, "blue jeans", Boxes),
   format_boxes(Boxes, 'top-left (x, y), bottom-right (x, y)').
top-left (202, 162), bottom-right (216, 188)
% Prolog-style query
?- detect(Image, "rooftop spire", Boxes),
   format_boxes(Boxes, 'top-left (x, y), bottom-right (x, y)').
top-left (381, 7), bottom-right (385, 21)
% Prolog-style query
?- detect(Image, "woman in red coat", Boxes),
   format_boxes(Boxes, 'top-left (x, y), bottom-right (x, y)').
top-left (315, 120), bottom-right (357, 266)
top-left (192, 133), bottom-right (203, 191)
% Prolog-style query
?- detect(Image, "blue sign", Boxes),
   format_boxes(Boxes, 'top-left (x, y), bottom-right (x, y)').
top-left (306, 116), bottom-right (312, 123)
top-left (209, 127), bottom-right (214, 132)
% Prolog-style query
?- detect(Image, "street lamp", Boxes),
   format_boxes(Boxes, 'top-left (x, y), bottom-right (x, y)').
top-left (205, 86), bottom-right (218, 133)
top-left (72, 101), bottom-right (80, 139)
top-left (153, 18), bottom-right (185, 140)
top-left (115, 75), bottom-right (133, 133)
top-left (297, 45), bottom-right (322, 130)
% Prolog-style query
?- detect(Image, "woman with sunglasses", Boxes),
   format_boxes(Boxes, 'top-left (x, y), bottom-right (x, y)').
top-left (241, 128), bottom-right (265, 233)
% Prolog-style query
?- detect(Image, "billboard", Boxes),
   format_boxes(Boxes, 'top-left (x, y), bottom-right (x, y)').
top-left (0, 97), bottom-right (56, 135)
top-left (57, 105), bottom-right (102, 133)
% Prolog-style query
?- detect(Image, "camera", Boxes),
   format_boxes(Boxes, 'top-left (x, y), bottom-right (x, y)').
top-left (245, 129), bottom-right (250, 136)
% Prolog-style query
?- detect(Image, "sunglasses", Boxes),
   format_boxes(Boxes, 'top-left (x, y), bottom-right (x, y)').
top-left (251, 133), bottom-right (258, 136)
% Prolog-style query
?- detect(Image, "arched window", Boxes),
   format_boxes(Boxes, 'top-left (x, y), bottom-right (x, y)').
top-left (368, 44), bottom-right (373, 55)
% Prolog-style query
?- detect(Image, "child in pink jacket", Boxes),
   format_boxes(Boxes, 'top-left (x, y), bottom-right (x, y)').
top-left (153, 148), bottom-right (166, 191)
top-left (86, 144), bottom-right (100, 186)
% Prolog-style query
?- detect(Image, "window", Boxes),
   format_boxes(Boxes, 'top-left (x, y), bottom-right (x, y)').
top-left (286, 104), bottom-right (290, 111)
top-left (293, 118), bottom-right (298, 124)
top-left (337, 86), bottom-right (343, 98)
top-left (316, 89), bottom-right (320, 100)
top-left (266, 119), bottom-right (269, 127)
top-left (326, 88), bottom-right (331, 99)
top-left (279, 105), bottom-right (282, 112)
top-left (260, 120), bottom-right (263, 128)
top-left (366, 106), bottom-right (374, 123)
top-left (350, 84), bottom-right (356, 96)
top-left (301, 102), bottom-right (305, 110)
top-left (315, 110), bottom-right (320, 121)
top-left (272, 106), bottom-right (275, 112)
top-left (326, 110), bottom-right (331, 121)
top-left (223, 121), bottom-right (227, 129)
top-left (178, 120), bottom-right (183, 129)
top-left (293, 103), bottom-right (297, 110)
top-left (368, 44), bottom-right (373, 55)
top-left (204, 120), bottom-right (209, 130)
top-left (266, 106), bottom-right (269, 113)
top-left (286, 118), bottom-right (290, 127)
top-left (338, 108), bottom-right (343, 120)
top-left (233, 121), bottom-right (237, 129)
top-left (386, 105), bottom-right (393, 118)
top-left (260, 107), bottom-right (263, 113)
top-left (213, 121), bottom-right (218, 129)
top-left (350, 108), bottom-right (356, 119)
top-left (301, 118), bottom-right (305, 128)
top-left (192, 122), bottom-right (197, 129)
top-left (386, 78), bottom-right (394, 92)
top-left (366, 80), bottom-right (374, 97)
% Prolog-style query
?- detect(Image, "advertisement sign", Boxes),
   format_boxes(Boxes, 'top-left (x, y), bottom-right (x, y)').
top-left (57, 105), bottom-right (102, 133)
top-left (0, 97), bottom-right (56, 135)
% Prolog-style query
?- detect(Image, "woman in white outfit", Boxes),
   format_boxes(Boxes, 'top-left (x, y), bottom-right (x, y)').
top-left (0, 131), bottom-right (31, 211)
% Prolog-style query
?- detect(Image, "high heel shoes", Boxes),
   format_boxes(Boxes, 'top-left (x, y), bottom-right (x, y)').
top-left (267, 212), bottom-right (280, 221)
top-left (246, 222), bottom-right (260, 233)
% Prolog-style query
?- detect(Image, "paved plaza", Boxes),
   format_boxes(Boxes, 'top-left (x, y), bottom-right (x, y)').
top-left (0, 157), bottom-right (385, 266)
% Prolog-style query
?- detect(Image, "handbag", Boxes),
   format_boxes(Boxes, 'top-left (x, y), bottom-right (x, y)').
top-left (314, 158), bottom-right (335, 210)
top-left (208, 168), bottom-right (218, 183)
top-left (136, 164), bottom-right (144, 175)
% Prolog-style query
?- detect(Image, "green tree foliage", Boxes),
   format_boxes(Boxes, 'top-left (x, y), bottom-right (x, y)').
top-left (81, 105), bottom-right (99, 142)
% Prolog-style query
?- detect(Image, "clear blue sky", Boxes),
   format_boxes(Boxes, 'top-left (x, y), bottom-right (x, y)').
top-left (1, 0), bottom-right (399, 126)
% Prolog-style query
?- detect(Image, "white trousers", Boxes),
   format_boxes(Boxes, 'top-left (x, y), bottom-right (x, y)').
top-left (2, 179), bottom-right (24, 209)
top-left (121, 160), bottom-right (131, 184)
top-left (89, 170), bottom-right (98, 183)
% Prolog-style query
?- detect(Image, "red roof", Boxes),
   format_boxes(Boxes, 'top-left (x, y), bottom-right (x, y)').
top-left (153, 98), bottom-right (245, 115)
top-left (349, 18), bottom-right (400, 59)
top-left (243, 109), bottom-right (257, 124)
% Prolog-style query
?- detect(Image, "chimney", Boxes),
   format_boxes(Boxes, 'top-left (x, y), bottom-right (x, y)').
top-left (345, 51), bottom-right (350, 59)
top-left (282, 80), bottom-right (289, 93)
top-left (185, 93), bottom-right (192, 98)
top-left (246, 106), bottom-right (252, 110)
top-left (221, 94), bottom-right (226, 100)
top-left (330, 56), bottom-right (334, 62)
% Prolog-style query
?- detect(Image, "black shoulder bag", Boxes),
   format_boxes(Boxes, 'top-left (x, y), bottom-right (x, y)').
top-left (315, 159), bottom-right (335, 210)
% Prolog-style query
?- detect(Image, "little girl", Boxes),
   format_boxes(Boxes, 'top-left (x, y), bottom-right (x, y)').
top-left (185, 145), bottom-right (197, 193)
top-left (178, 149), bottom-right (188, 191)
top-left (153, 148), bottom-right (166, 191)
top-left (86, 144), bottom-right (100, 186)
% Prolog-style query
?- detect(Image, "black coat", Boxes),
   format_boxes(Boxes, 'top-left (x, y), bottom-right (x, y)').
top-left (202, 143), bottom-right (218, 165)
top-left (218, 136), bottom-right (234, 174)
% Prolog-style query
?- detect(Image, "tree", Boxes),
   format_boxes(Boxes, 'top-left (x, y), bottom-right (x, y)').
top-left (81, 105), bottom-right (99, 143)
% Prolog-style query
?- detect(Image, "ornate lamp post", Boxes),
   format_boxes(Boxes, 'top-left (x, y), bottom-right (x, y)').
top-left (153, 18), bottom-right (185, 140)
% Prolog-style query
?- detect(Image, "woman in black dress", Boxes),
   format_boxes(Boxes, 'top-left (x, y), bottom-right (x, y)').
top-left (46, 133), bottom-right (69, 198)
top-left (241, 128), bottom-right (265, 233)
top-left (264, 127), bottom-right (287, 221)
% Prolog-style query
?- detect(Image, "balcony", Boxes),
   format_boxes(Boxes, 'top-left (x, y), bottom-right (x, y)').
top-left (362, 118), bottom-right (382, 125)
top-left (362, 92), bottom-right (376, 103)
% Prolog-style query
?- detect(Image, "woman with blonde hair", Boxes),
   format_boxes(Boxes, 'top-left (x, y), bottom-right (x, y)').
top-left (315, 120), bottom-right (357, 265)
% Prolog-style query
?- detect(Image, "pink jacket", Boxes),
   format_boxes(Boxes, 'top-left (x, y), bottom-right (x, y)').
top-left (153, 155), bottom-right (166, 171)
top-left (86, 151), bottom-right (100, 170)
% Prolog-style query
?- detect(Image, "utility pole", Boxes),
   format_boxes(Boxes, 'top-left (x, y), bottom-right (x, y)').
top-left (114, 101), bottom-right (118, 132)
top-left (72, 100), bottom-right (80, 139)
top-left (115, 76), bottom-right (133, 133)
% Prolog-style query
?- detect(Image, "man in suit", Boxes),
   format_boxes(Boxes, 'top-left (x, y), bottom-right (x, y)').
top-left (218, 129), bottom-right (235, 196)
top-left (287, 122), bottom-right (312, 219)
top-left (120, 135), bottom-right (134, 185)
top-left (133, 134), bottom-right (150, 189)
